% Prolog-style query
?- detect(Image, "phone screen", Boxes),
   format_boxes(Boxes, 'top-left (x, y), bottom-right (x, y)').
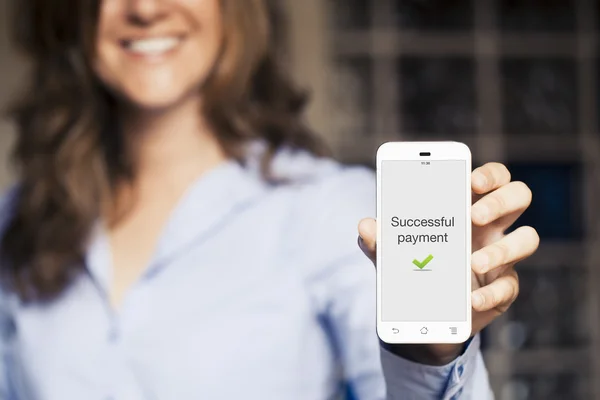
top-left (381, 159), bottom-right (468, 322)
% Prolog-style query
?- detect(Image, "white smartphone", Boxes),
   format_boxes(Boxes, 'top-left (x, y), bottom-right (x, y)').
top-left (376, 141), bottom-right (472, 344)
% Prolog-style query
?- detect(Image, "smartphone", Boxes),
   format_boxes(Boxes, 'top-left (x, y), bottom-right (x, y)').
top-left (376, 141), bottom-right (472, 344)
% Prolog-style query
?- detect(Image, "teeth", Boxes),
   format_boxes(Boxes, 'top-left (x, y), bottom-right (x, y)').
top-left (126, 37), bottom-right (180, 55)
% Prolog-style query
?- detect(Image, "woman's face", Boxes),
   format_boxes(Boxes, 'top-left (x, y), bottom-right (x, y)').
top-left (95, 0), bottom-right (223, 110)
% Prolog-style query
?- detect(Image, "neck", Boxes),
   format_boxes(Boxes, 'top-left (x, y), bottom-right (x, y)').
top-left (120, 96), bottom-right (227, 190)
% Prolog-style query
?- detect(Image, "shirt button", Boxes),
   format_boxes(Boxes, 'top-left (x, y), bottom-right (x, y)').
top-left (457, 364), bottom-right (464, 377)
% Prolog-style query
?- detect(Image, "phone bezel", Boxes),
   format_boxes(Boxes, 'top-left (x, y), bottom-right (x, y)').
top-left (376, 141), bottom-right (472, 344)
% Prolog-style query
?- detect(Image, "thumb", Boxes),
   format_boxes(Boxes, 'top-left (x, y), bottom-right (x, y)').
top-left (358, 218), bottom-right (377, 263)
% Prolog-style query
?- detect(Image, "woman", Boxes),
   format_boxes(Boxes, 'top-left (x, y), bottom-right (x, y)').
top-left (0, 0), bottom-right (539, 399)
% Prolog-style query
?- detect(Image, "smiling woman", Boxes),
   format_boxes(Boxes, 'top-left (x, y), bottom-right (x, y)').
top-left (4, 0), bottom-right (327, 300)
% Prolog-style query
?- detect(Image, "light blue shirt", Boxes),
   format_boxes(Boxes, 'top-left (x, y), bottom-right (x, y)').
top-left (0, 141), bottom-right (492, 399)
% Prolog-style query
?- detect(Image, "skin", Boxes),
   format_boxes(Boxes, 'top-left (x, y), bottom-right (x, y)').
top-left (95, 0), bottom-right (223, 110)
top-left (95, 0), bottom-right (540, 367)
top-left (358, 163), bottom-right (540, 365)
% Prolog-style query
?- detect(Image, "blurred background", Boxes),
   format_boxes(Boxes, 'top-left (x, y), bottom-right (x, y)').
top-left (0, 0), bottom-right (598, 399)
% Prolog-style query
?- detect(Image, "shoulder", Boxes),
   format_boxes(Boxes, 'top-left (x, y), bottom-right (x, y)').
top-left (250, 142), bottom-right (375, 268)
top-left (296, 161), bottom-right (374, 262)
top-left (293, 161), bottom-right (375, 225)
top-left (248, 140), bottom-right (375, 221)
top-left (246, 139), bottom-right (374, 204)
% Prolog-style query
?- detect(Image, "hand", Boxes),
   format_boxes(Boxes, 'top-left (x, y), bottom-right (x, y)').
top-left (358, 162), bottom-right (540, 365)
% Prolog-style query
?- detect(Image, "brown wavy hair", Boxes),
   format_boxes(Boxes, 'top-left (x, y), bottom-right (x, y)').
top-left (2, 0), bottom-right (329, 301)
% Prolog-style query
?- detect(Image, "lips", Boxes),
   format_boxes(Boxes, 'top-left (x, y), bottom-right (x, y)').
top-left (121, 36), bottom-right (184, 56)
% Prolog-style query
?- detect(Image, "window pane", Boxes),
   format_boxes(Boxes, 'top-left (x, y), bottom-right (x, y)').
top-left (329, 57), bottom-right (373, 138)
top-left (327, 0), bottom-right (370, 30)
top-left (390, 0), bottom-right (473, 30)
top-left (504, 162), bottom-right (583, 239)
top-left (501, 58), bottom-right (578, 135)
top-left (398, 57), bottom-right (477, 135)
top-left (507, 266), bottom-right (588, 349)
top-left (499, 0), bottom-right (576, 32)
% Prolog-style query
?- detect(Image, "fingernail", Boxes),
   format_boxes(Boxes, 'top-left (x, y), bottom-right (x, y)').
top-left (473, 292), bottom-right (485, 308)
top-left (472, 251), bottom-right (489, 273)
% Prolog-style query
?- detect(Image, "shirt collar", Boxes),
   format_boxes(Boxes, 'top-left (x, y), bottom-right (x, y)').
top-left (151, 157), bottom-right (267, 267)
top-left (85, 145), bottom-right (269, 294)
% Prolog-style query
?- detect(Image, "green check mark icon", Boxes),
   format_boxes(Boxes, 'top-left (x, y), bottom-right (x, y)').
top-left (412, 254), bottom-right (434, 269)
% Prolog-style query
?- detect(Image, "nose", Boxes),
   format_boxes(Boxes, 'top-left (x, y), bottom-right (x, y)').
top-left (125, 0), bottom-right (168, 25)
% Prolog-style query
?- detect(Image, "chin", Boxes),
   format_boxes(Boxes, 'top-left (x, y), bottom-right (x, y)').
top-left (121, 87), bottom-right (193, 112)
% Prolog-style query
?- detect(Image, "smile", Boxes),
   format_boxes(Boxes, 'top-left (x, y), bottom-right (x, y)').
top-left (121, 36), bottom-right (184, 56)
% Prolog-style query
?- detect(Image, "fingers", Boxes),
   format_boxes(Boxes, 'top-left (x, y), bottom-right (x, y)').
top-left (358, 218), bottom-right (376, 262)
top-left (471, 181), bottom-right (532, 226)
top-left (471, 226), bottom-right (539, 274)
top-left (472, 162), bottom-right (511, 195)
top-left (472, 269), bottom-right (519, 312)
